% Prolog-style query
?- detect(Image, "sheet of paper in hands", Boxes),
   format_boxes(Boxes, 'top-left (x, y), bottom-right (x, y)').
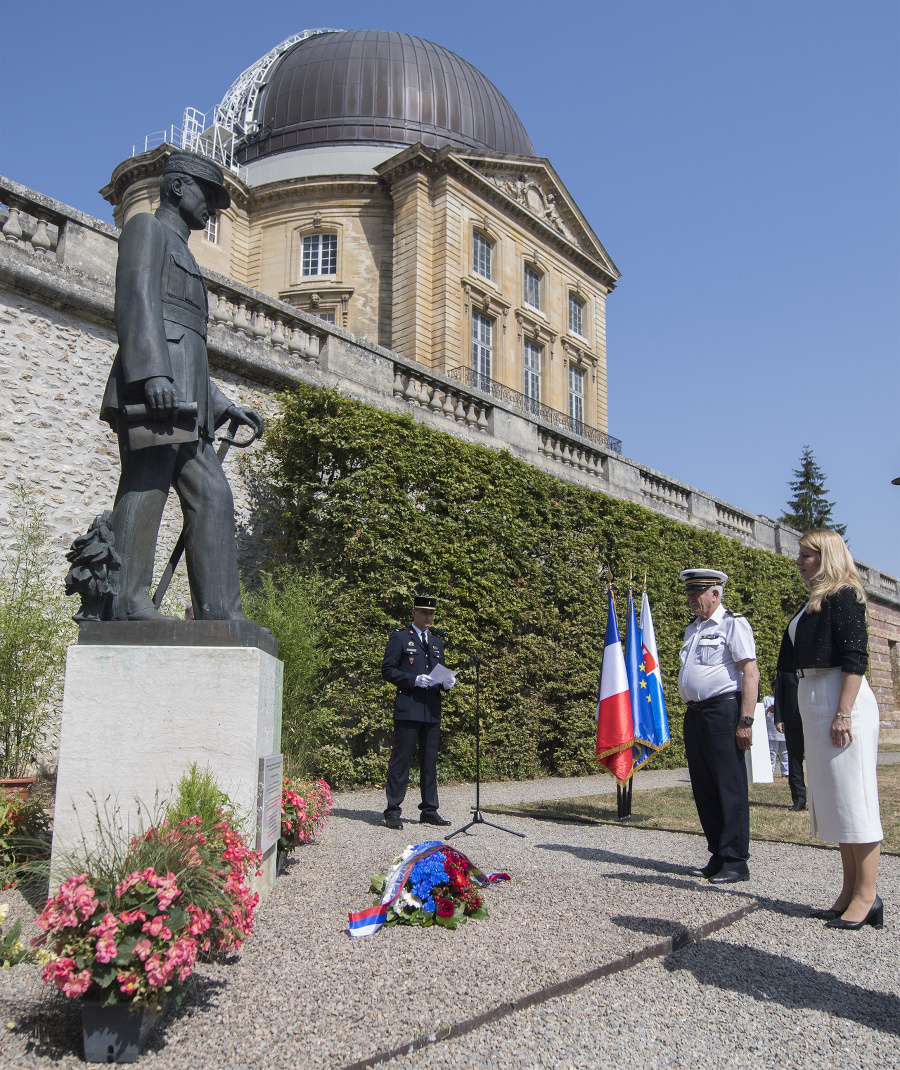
top-left (425, 663), bottom-right (457, 686)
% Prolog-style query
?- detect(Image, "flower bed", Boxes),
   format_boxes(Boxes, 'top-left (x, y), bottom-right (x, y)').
top-left (279, 777), bottom-right (332, 853)
top-left (33, 810), bottom-right (260, 1008)
top-left (350, 842), bottom-right (510, 936)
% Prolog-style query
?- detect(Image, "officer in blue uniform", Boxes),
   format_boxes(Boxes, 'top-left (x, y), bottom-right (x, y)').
top-left (381, 595), bottom-right (456, 830)
top-left (678, 569), bottom-right (760, 884)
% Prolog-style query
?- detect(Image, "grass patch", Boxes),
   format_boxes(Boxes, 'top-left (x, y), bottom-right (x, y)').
top-left (503, 765), bottom-right (900, 852)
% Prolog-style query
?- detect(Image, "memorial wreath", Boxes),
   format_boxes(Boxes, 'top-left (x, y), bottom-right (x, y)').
top-left (349, 841), bottom-right (509, 936)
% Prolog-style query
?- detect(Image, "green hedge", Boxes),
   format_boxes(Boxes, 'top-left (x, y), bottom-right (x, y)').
top-left (252, 384), bottom-right (807, 787)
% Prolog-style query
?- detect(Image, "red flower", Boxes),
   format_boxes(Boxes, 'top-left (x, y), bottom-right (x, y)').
top-left (435, 897), bottom-right (455, 919)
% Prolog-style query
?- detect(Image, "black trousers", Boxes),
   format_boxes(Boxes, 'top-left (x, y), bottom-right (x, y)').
top-left (776, 671), bottom-right (806, 805)
top-left (683, 692), bottom-right (750, 864)
top-left (782, 710), bottom-right (806, 806)
top-left (384, 719), bottom-right (441, 817)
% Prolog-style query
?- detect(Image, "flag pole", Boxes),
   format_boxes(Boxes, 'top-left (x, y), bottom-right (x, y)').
top-left (619, 571), bottom-right (637, 821)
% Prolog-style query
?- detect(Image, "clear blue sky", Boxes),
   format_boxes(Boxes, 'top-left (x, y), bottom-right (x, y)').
top-left (3, 1), bottom-right (898, 573)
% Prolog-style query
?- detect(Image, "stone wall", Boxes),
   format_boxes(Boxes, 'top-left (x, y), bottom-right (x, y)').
top-left (2, 173), bottom-right (898, 754)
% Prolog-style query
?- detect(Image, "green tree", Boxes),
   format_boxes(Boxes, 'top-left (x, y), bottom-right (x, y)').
top-left (779, 446), bottom-right (847, 536)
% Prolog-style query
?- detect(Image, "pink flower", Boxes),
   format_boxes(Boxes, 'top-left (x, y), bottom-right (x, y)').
top-left (43, 956), bottom-right (76, 987)
top-left (95, 936), bottom-right (119, 963)
top-left (155, 872), bottom-right (181, 910)
top-left (133, 939), bottom-right (152, 961)
top-left (118, 909), bottom-right (146, 925)
top-left (61, 968), bottom-right (93, 998)
top-left (141, 915), bottom-right (172, 940)
top-left (89, 912), bottom-right (119, 939)
top-left (117, 971), bottom-right (141, 996)
top-left (187, 907), bottom-right (211, 935)
top-left (144, 952), bottom-right (174, 987)
top-left (166, 935), bottom-right (198, 967)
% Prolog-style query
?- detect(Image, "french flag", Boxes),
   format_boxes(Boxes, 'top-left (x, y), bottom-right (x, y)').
top-left (596, 588), bottom-right (635, 784)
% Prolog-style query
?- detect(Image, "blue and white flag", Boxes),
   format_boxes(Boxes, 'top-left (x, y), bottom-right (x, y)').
top-left (632, 591), bottom-right (670, 771)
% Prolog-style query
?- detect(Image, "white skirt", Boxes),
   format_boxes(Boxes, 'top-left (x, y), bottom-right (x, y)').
top-left (798, 668), bottom-right (883, 843)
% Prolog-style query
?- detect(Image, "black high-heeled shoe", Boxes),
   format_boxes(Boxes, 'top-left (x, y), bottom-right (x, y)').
top-left (825, 895), bottom-right (884, 930)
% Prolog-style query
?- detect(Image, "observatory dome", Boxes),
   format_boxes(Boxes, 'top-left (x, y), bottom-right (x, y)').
top-left (237, 29), bottom-right (535, 164)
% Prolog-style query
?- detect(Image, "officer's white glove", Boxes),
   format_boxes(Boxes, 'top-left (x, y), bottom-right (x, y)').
top-left (442, 674), bottom-right (457, 691)
top-left (415, 674), bottom-right (432, 688)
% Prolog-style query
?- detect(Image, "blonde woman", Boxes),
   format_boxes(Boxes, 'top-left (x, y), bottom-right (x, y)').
top-left (776, 529), bottom-right (883, 929)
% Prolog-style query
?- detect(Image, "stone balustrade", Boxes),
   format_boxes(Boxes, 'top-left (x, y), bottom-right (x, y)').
top-left (716, 503), bottom-right (756, 541)
top-left (538, 431), bottom-right (605, 476)
top-left (392, 364), bottom-right (490, 432)
top-left (206, 280), bottom-right (323, 365)
top-left (1, 201), bottom-right (60, 259)
top-left (1, 173), bottom-right (897, 613)
top-left (641, 471), bottom-right (689, 513)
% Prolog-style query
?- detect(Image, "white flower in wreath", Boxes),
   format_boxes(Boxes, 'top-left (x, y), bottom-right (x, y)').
top-left (400, 888), bottom-right (423, 911)
top-left (0, 904), bottom-right (9, 926)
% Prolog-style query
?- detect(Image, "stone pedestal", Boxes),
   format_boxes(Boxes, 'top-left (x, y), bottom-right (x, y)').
top-left (49, 622), bottom-right (283, 898)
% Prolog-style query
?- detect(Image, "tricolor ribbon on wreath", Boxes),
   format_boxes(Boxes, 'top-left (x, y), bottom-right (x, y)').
top-left (348, 841), bottom-right (510, 937)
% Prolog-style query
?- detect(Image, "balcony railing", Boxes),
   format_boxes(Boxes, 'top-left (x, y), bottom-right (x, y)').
top-left (448, 366), bottom-right (622, 454)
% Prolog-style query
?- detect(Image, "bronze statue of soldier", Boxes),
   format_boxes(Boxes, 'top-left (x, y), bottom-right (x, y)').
top-left (101, 151), bottom-right (263, 621)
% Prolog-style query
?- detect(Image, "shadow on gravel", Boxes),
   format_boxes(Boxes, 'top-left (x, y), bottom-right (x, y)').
top-left (330, 807), bottom-right (386, 827)
top-left (611, 914), bottom-right (691, 940)
top-left (664, 940), bottom-right (900, 1036)
top-left (536, 842), bottom-right (703, 882)
top-left (7, 990), bottom-right (81, 1061)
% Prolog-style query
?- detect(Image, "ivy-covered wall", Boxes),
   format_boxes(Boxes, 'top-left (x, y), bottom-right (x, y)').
top-left (252, 384), bottom-right (808, 787)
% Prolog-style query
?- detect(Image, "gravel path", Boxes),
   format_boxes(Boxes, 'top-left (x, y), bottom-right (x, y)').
top-left (0, 772), bottom-right (896, 1069)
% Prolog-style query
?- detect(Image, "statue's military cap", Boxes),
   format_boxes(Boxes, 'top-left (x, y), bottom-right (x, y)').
top-left (163, 151), bottom-right (231, 211)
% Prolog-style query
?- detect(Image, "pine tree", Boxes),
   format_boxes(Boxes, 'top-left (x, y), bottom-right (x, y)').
top-left (779, 446), bottom-right (847, 536)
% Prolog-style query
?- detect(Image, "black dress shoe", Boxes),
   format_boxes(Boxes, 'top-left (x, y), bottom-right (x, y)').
top-left (383, 815), bottom-right (403, 830)
top-left (689, 859), bottom-right (723, 879)
top-left (419, 813), bottom-right (451, 826)
top-left (789, 801), bottom-right (806, 812)
top-left (825, 896), bottom-right (884, 930)
top-left (708, 864), bottom-right (750, 884)
top-left (809, 908), bottom-right (842, 920)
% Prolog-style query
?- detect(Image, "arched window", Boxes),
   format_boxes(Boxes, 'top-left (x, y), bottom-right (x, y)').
top-left (302, 233), bottom-right (337, 277)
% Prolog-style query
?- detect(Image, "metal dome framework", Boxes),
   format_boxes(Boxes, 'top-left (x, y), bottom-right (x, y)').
top-left (131, 30), bottom-right (341, 174)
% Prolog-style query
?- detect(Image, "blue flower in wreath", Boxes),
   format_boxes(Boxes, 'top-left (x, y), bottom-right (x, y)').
top-left (409, 852), bottom-right (448, 911)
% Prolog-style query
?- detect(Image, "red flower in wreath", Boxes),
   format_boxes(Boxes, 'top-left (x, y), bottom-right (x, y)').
top-left (435, 897), bottom-right (455, 919)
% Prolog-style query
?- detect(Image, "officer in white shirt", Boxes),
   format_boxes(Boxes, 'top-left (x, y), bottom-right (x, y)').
top-left (678, 569), bottom-right (760, 884)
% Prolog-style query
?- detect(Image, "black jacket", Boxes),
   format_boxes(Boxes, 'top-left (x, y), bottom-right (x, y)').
top-left (775, 586), bottom-right (868, 676)
top-left (382, 627), bottom-right (447, 723)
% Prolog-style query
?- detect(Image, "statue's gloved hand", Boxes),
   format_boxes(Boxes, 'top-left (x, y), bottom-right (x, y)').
top-left (144, 376), bottom-right (176, 422)
top-left (225, 406), bottom-right (265, 443)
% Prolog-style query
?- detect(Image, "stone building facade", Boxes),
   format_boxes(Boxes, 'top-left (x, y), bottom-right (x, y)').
top-left (1, 174), bottom-right (898, 751)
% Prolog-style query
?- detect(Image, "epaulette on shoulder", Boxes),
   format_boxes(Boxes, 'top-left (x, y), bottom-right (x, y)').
top-left (726, 610), bottom-right (745, 618)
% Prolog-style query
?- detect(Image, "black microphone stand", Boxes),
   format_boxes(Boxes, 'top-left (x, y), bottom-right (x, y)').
top-left (446, 652), bottom-right (525, 841)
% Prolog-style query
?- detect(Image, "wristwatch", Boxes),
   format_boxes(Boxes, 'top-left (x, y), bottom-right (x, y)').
top-left (739, 716), bottom-right (755, 727)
